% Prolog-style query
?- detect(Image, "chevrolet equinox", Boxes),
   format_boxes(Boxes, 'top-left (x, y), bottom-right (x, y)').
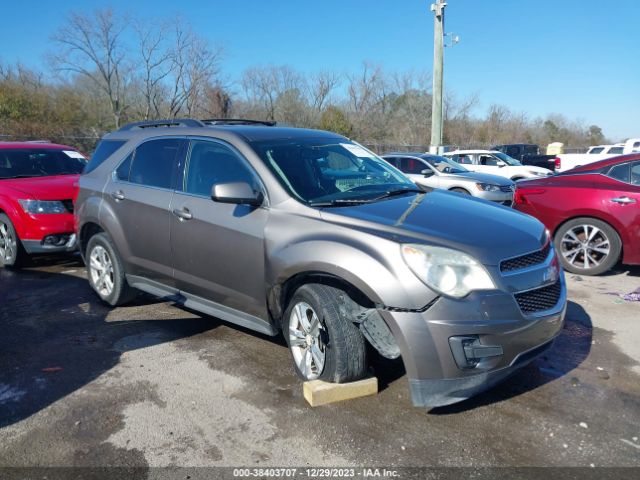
top-left (75, 119), bottom-right (567, 407)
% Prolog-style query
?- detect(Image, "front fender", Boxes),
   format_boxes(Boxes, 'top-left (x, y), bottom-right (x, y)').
top-left (0, 195), bottom-right (27, 238)
top-left (266, 235), bottom-right (435, 313)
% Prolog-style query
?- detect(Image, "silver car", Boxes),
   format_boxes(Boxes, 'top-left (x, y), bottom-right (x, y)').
top-left (383, 153), bottom-right (515, 206)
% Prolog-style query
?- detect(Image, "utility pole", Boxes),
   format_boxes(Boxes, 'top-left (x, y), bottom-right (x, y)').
top-left (429, 0), bottom-right (446, 154)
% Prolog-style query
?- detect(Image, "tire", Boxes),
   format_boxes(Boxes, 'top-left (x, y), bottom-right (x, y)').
top-left (283, 284), bottom-right (367, 383)
top-left (554, 218), bottom-right (621, 275)
top-left (450, 188), bottom-right (471, 195)
top-left (86, 233), bottom-right (137, 306)
top-left (0, 213), bottom-right (27, 269)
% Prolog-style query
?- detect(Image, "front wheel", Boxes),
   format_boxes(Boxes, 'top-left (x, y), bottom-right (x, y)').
top-left (86, 233), bottom-right (137, 306)
top-left (554, 218), bottom-right (621, 275)
top-left (450, 188), bottom-right (470, 195)
top-left (283, 284), bottom-right (368, 383)
top-left (0, 213), bottom-right (26, 268)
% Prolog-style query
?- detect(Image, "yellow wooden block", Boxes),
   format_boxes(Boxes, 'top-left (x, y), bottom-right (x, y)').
top-left (303, 377), bottom-right (378, 406)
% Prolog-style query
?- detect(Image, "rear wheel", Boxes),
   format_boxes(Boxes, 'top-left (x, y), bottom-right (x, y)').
top-left (0, 213), bottom-right (26, 268)
top-left (283, 284), bottom-right (367, 383)
top-left (554, 218), bottom-right (621, 275)
top-left (86, 233), bottom-right (137, 306)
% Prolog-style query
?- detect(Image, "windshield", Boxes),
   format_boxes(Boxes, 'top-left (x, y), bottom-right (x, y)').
top-left (493, 152), bottom-right (522, 166)
top-left (422, 155), bottom-right (468, 174)
top-left (250, 138), bottom-right (417, 205)
top-left (0, 149), bottom-right (87, 179)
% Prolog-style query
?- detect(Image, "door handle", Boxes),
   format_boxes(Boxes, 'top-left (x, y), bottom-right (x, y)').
top-left (111, 190), bottom-right (125, 201)
top-left (172, 208), bottom-right (193, 220)
top-left (610, 196), bottom-right (637, 205)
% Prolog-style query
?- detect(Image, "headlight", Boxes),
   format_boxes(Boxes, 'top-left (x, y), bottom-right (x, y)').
top-left (401, 244), bottom-right (495, 298)
top-left (18, 200), bottom-right (67, 214)
top-left (475, 183), bottom-right (501, 192)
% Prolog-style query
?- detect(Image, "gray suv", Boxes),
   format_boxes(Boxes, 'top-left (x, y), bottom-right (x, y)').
top-left (76, 119), bottom-right (567, 408)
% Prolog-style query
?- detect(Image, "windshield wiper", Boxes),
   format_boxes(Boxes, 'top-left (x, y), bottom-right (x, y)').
top-left (309, 199), bottom-right (375, 207)
top-left (370, 187), bottom-right (424, 201)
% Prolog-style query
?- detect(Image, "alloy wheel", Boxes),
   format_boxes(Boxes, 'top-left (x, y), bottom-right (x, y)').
top-left (560, 224), bottom-right (611, 270)
top-left (0, 221), bottom-right (16, 264)
top-left (288, 301), bottom-right (326, 379)
top-left (89, 245), bottom-right (115, 297)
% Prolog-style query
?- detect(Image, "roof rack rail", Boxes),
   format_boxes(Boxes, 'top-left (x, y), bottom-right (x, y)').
top-left (118, 118), bottom-right (205, 131)
top-left (201, 118), bottom-right (276, 127)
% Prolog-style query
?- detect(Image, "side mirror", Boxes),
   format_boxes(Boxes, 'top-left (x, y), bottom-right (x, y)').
top-left (497, 160), bottom-right (507, 167)
top-left (212, 182), bottom-right (264, 206)
top-left (421, 169), bottom-right (434, 177)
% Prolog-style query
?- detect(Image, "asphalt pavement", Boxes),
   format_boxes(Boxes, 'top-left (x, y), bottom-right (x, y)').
top-left (0, 255), bottom-right (639, 476)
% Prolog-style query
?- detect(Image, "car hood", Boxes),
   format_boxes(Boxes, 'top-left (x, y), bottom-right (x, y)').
top-left (442, 171), bottom-right (513, 185)
top-left (0, 175), bottom-right (80, 200)
top-left (319, 190), bottom-right (545, 266)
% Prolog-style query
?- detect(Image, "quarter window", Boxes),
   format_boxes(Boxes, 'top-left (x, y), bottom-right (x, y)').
top-left (84, 140), bottom-right (125, 174)
top-left (607, 163), bottom-right (630, 183)
top-left (129, 138), bottom-right (184, 189)
top-left (184, 140), bottom-right (257, 197)
top-left (115, 152), bottom-right (133, 181)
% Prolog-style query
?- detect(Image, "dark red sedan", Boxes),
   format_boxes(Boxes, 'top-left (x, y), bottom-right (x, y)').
top-left (0, 142), bottom-right (87, 268)
top-left (514, 154), bottom-right (640, 275)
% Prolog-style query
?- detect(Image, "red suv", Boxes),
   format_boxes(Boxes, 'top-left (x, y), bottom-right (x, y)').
top-left (0, 142), bottom-right (87, 267)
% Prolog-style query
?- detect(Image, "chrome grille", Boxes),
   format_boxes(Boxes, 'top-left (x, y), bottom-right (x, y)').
top-left (500, 185), bottom-right (515, 193)
top-left (500, 243), bottom-right (551, 273)
top-left (515, 281), bottom-right (561, 314)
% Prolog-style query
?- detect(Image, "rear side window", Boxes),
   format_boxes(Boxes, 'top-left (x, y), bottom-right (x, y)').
top-left (589, 147), bottom-right (604, 154)
top-left (84, 140), bottom-right (125, 174)
top-left (129, 139), bottom-right (185, 189)
top-left (607, 163), bottom-right (630, 183)
top-left (505, 146), bottom-right (519, 157)
top-left (631, 162), bottom-right (640, 185)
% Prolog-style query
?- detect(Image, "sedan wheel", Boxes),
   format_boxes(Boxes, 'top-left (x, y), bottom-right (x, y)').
top-left (89, 245), bottom-right (115, 297)
top-left (555, 218), bottom-right (621, 275)
top-left (288, 301), bottom-right (326, 380)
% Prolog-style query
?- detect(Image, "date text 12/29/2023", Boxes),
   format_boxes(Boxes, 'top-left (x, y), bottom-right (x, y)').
top-left (232, 468), bottom-right (400, 478)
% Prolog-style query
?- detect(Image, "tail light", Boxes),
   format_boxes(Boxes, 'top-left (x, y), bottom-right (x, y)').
top-left (514, 188), bottom-right (546, 205)
top-left (554, 157), bottom-right (561, 170)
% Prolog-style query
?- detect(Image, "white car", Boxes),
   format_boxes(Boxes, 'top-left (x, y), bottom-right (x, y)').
top-left (443, 150), bottom-right (553, 181)
top-left (586, 144), bottom-right (625, 155)
top-left (555, 139), bottom-right (640, 172)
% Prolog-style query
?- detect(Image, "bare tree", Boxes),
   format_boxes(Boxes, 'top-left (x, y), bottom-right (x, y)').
top-left (308, 71), bottom-right (341, 112)
top-left (50, 9), bottom-right (131, 128)
top-left (133, 21), bottom-right (173, 119)
top-left (166, 21), bottom-right (223, 118)
top-left (241, 65), bottom-right (304, 120)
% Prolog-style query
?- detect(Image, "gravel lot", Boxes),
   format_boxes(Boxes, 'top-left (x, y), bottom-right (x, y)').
top-left (0, 255), bottom-right (639, 475)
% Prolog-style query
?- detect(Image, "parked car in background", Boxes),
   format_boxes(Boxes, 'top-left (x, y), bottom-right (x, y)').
top-left (623, 138), bottom-right (640, 154)
top-left (586, 144), bottom-right (625, 155)
top-left (554, 143), bottom-right (634, 173)
top-left (443, 150), bottom-right (553, 181)
top-left (492, 144), bottom-right (557, 170)
top-left (382, 152), bottom-right (515, 205)
top-left (0, 142), bottom-right (87, 267)
top-left (75, 118), bottom-right (566, 408)
top-left (514, 154), bottom-right (640, 275)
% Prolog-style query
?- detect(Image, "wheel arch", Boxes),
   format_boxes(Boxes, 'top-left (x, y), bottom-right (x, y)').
top-left (271, 271), bottom-right (376, 325)
top-left (79, 222), bottom-right (105, 257)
